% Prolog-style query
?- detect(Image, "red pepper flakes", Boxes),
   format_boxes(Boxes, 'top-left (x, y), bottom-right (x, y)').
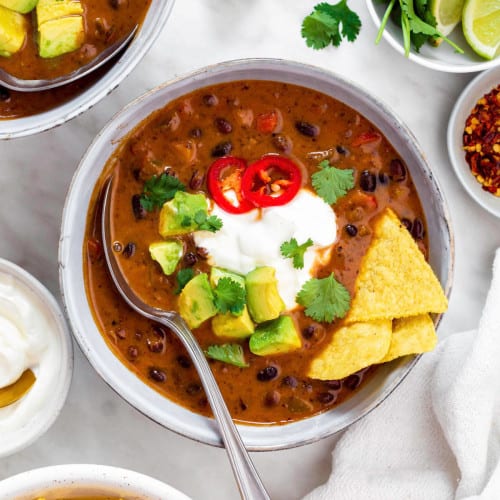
top-left (463, 84), bottom-right (500, 196)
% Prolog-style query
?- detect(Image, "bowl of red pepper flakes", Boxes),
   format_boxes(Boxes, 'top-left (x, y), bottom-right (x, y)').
top-left (448, 67), bottom-right (500, 218)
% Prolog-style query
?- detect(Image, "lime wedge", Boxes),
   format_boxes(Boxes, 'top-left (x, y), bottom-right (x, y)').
top-left (462, 0), bottom-right (500, 59)
top-left (430, 0), bottom-right (465, 36)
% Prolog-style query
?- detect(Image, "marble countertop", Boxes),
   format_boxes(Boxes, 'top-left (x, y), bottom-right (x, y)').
top-left (1, 1), bottom-right (499, 498)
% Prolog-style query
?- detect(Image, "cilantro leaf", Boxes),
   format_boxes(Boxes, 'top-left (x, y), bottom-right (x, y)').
top-left (296, 274), bottom-right (350, 323)
top-left (311, 160), bottom-right (354, 205)
top-left (140, 173), bottom-right (186, 211)
top-left (302, 0), bottom-right (361, 50)
top-left (205, 344), bottom-right (249, 368)
top-left (280, 238), bottom-right (314, 269)
top-left (213, 277), bottom-right (246, 315)
top-left (174, 268), bottom-right (194, 295)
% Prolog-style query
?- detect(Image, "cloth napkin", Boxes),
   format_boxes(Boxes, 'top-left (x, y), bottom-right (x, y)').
top-left (304, 249), bottom-right (500, 500)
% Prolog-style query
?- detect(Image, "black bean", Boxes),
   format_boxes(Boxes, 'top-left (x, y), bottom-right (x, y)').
top-left (344, 374), bottom-right (361, 390)
top-left (149, 368), bottom-right (166, 383)
top-left (264, 390), bottom-right (281, 406)
top-left (152, 324), bottom-right (168, 338)
top-left (302, 325), bottom-right (316, 339)
top-left (122, 242), bottom-right (136, 258)
top-left (0, 86), bottom-right (10, 101)
top-left (401, 218), bottom-right (412, 232)
top-left (282, 375), bottom-right (298, 388)
top-left (211, 141), bottom-right (232, 157)
top-left (186, 383), bottom-right (202, 395)
top-left (196, 247), bottom-right (209, 260)
top-left (183, 252), bottom-right (197, 267)
top-left (214, 117), bottom-right (232, 134)
top-left (177, 355), bottom-right (192, 369)
top-left (317, 392), bottom-right (336, 404)
top-left (345, 224), bottom-right (358, 237)
top-left (390, 159), bottom-right (407, 182)
top-left (239, 398), bottom-right (248, 411)
top-left (272, 134), bottom-right (293, 153)
top-left (324, 380), bottom-right (341, 390)
top-left (411, 218), bottom-right (425, 240)
top-left (189, 127), bottom-right (202, 138)
top-left (109, 0), bottom-right (125, 8)
top-left (202, 94), bottom-right (218, 107)
top-left (131, 194), bottom-right (146, 220)
top-left (295, 121), bottom-right (319, 138)
top-left (147, 339), bottom-right (163, 353)
top-left (360, 170), bottom-right (376, 192)
top-left (336, 145), bottom-right (348, 155)
top-left (378, 172), bottom-right (389, 184)
top-left (127, 346), bottom-right (138, 359)
top-left (189, 170), bottom-right (204, 190)
top-left (257, 365), bottom-right (278, 382)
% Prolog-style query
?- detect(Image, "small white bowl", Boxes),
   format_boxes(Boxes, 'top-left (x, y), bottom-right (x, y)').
top-left (447, 67), bottom-right (500, 217)
top-left (0, 464), bottom-right (190, 499)
top-left (366, 0), bottom-right (500, 73)
top-left (0, 258), bottom-right (73, 458)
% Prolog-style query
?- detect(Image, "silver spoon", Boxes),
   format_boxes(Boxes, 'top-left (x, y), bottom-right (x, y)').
top-left (101, 177), bottom-right (270, 500)
top-left (0, 26), bottom-right (138, 92)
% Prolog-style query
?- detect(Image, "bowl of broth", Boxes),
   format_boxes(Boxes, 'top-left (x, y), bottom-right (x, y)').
top-left (59, 58), bottom-right (454, 450)
top-left (0, 0), bottom-right (175, 139)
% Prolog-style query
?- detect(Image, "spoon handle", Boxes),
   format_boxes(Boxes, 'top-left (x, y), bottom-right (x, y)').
top-left (158, 314), bottom-right (270, 500)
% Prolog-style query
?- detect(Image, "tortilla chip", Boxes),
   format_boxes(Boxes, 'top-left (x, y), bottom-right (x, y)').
top-left (346, 208), bottom-right (447, 323)
top-left (308, 320), bottom-right (392, 380)
top-left (380, 314), bottom-right (437, 363)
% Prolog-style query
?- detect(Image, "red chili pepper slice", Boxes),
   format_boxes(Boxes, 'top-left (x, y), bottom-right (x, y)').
top-left (207, 157), bottom-right (255, 214)
top-left (240, 155), bottom-right (302, 207)
top-left (351, 132), bottom-right (381, 147)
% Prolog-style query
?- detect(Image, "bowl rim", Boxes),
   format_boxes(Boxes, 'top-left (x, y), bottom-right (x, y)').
top-left (0, 0), bottom-right (175, 140)
top-left (365, 0), bottom-right (500, 73)
top-left (0, 258), bottom-right (73, 458)
top-left (59, 57), bottom-right (454, 451)
top-left (447, 67), bottom-right (500, 218)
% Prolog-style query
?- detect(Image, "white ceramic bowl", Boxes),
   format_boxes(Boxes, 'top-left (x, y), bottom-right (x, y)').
top-left (0, 0), bottom-right (175, 140)
top-left (0, 464), bottom-right (190, 499)
top-left (0, 258), bottom-right (73, 458)
top-left (366, 0), bottom-right (500, 73)
top-left (447, 67), bottom-right (500, 217)
top-left (59, 58), bottom-right (454, 451)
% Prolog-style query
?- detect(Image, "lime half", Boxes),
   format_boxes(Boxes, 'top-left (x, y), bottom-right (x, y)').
top-left (463, 0), bottom-right (500, 59)
top-left (430, 0), bottom-right (465, 36)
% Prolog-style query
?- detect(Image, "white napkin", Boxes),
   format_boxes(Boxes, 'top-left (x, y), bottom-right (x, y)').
top-left (304, 249), bottom-right (500, 500)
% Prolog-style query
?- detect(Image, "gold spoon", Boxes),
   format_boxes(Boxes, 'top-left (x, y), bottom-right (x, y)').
top-left (0, 369), bottom-right (36, 408)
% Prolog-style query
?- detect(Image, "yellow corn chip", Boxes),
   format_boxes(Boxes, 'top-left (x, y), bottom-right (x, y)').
top-left (308, 320), bottom-right (392, 380)
top-left (346, 208), bottom-right (447, 323)
top-left (380, 314), bottom-right (437, 363)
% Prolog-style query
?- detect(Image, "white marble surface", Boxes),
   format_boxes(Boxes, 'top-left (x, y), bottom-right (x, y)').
top-left (1, 1), bottom-right (499, 498)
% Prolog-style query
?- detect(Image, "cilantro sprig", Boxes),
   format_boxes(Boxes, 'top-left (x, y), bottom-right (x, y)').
top-left (205, 344), bottom-right (249, 368)
top-left (280, 238), bottom-right (314, 269)
top-left (213, 277), bottom-right (246, 316)
top-left (297, 274), bottom-right (350, 323)
top-left (140, 173), bottom-right (186, 211)
top-left (174, 268), bottom-right (194, 295)
top-left (181, 210), bottom-right (223, 233)
top-left (311, 160), bottom-right (354, 205)
top-left (302, 1), bottom-right (361, 50)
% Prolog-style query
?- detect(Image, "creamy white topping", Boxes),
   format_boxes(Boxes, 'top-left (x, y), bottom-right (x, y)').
top-left (194, 189), bottom-right (337, 308)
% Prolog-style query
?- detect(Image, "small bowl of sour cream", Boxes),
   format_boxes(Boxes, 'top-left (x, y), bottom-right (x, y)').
top-left (0, 258), bottom-right (73, 458)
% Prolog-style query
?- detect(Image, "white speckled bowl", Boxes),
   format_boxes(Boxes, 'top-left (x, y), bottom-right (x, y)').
top-left (59, 58), bottom-right (454, 451)
top-left (0, 258), bottom-right (73, 458)
top-left (0, 0), bottom-right (175, 140)
top-left (0, 464), bottom-right (190, 500)
top-left (366, 0), bottom-right (500, 73)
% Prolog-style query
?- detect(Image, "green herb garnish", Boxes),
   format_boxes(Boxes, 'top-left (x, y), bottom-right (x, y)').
top-left (297, 274), bottom-right (351, 323)
top-left (280, 238), bottom-right (314, 269)
top-left (311, 160), bottom-right (354, 205)
top-left (140, 173), bottom-right (186, 211)
top-left (205, 344), bottom-right (249, 368)
top-left (213, 277), bottom-right (246, 315)
top-left (194, 210), bottom-right (223, 232)
top-left (302, 1), bottom-right (361, 49)
top-left (174, 268), bottom-right (195, 295)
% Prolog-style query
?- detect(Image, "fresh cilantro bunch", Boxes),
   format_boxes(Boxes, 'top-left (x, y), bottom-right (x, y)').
top-left (312, 160), bottom-right (355, 205)
top-left (213, 277), bottom-right (246, 315)
top-left (302, 1), bottom-right (361, 50)
top-left (140, 173), bottom-right (186, 211)
top-left (297, 273), bottom-right (351, 323)
top-left (280, 238), bottom-right (314, 269)
top-left (205, 344), bottom-right (249, 368)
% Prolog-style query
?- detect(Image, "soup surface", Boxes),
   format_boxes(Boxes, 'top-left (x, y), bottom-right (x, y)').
top-left (0, 0), bottom-right (151, 119)
top-left (84, 80), bottom-right (428, 425)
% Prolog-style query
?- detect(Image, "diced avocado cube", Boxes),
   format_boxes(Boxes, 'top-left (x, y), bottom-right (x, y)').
top-left (210, 267), bottom-right (245, 289)
top-left (178, 273), bottom-right (217, 329)
top-left (159, 191), bottom-right (208, 238)
top-left (0, 5), bottom-right (26, 57)
top-left (36, 0), bottom-right (82, 25)
top-left (0, 0), bottom-right (37, 14)
top-left (245, 267), bottom-right (285, 323)
top-left (249, 315), bottom-right (301, 356)
top-left (212, 306), bottom-right (255, 339)
top-left (38, 15), bottom-right (84, 58)
top-left (149, 240), bottom-right (183, 276)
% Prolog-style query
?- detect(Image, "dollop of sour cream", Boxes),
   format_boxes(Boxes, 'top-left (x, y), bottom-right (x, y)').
top-left (194, 189), bottom-right (337, 309)
top-left (0, 272), bottom-right (61, 434)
